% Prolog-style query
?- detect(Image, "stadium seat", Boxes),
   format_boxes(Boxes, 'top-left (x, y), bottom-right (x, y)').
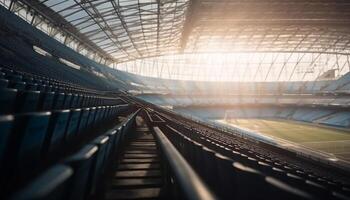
top-left (65, 109), bottom-right (82, 143)
top-left (87, 107), bottom-right (96, 127)
top-left (38, 92), bottom-right (55, 111)
top-left (77, 108), bottom-right (90, 135)
top-left (43, 110), bottom-right (70, 158)
top-left (63, 93), bottom-right (72, 109)
top-left (16, 91), bottom-right (40, 113)
top-left (11, 164), bottom-right (73, 200)
top-left (6, 74), bottom-right (22, 82)
top-left (53, 93), bottom-right (65, 110)
top-left (9, 81), bottom-right (26, 90)
top-left (64, 144), bottom-right (98, 200)
top-left (0, 88), bottom-right (17, 114)
top-left (0, 115), bottom-right (14, 169)
top-left (25, 83), bottom-right (38, 91)
top-left (70, 94), bottom-right (78, 108)
top-left (89, 136), bottom-right (109, 195)
top-left (0, 78), bottom-right (8, 88)
top-left (11, 112), bottom-right (51, 179)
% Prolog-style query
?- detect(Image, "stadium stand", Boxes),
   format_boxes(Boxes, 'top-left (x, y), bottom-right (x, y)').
top-left (0, 1), bottom-right (350, 200)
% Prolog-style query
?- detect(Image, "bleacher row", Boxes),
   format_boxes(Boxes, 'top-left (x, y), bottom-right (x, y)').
top-left (148, 110), bottom-right (350, 200)
top-left (0, 67), bottom-right (136, 199)
top-left (0, 66), bottom-right (125, 114)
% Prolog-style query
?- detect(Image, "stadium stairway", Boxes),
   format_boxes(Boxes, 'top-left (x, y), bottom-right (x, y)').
top-left (105, 117), bottom-right (164, 200)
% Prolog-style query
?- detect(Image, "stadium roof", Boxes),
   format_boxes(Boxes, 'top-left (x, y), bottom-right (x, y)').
top-left (10, 0), bottom-right (350, 64)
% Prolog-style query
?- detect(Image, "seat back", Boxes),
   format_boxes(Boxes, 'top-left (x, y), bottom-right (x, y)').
top-left (16, 91), bottom-right (40, 113)
top-left (0, 88), bottom-right (17, 114)
top-left (39, 92), bottom-right (55, 111)
top-left (65, 109), bottom-right (81, 143)
top-left (43, 110), bottom-right (70, 158)
top-left (0, 115), bottom-right (14, 169)
top-left (13, 112), bottom-right (51, 173)
top-left (64, 145), bottom-right (98, 200)
top-left (0, 78), bottom-right (8, 88)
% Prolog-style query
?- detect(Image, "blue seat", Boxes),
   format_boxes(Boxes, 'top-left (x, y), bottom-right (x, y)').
top-left (87, 107), bottom-right (96, 127)
top-left (70, 94), bottom-right (78, 108)
top-left (63, 93), bottom-right (72, 109)
top-left (6, 74), bottom-right (22, 82)
top-left (0, 88), bottom-right (17, 114)
top-left (39, 92), bottom-right (55, 111)
top-left (16, 91), bottom-right (40, 113)
top-left (64, 144), bottom-right (98, 200)
top-left (65, 109), bottom-right (82, 143)
top-left (76, 95), bottom-right (84, 107)
top-left (0, 72), bottom-right (5, 78)
top-left (43, 110), bottom-right (70, 158)
top-left (26, 83), bottom-right (38, 91)
top-left (11, 164), bottom-right (73, 200)
top-left (95, 106), bottom-right (102, 123)
top-left (53, 93), bottom-right (65, 110)
top-left (9, 81), bottom-right (26, 90)
top-left (104, 130), bottom-right (117, 163)
top-left (11, 112), bottom-right (51, 179)
top-left (89, 136), bottom-right (109, 195)
top-left (0, 115), bottom-right (14, 170)
top-left (0, 78), bottom-right (8, 88)
top-left (77, 108), bottom-right (90, 135)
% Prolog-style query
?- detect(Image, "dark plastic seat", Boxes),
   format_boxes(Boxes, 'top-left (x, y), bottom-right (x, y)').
top-left (11, 112), bottom-right (51, 179)
top-left (64, 144), bottom-right (98, 200)
top-left (26, 83), bottom-right (38, 91)
top-left (53, 93), bottom-right (65, 110)
top-left (38, 92), bottom-right (55, 111)
top-left (77, 108), bottom-right (90, 135)
top-left (89, 136), bottom-right (109, 195)
top-left (76, 95), bottom-right (84, 107)
top-left (43, 110), bottom-right (70, 159)
top-left (6, 74), bottom-right (22, 82)
top-left (9, 81), bottom-right (26, 90)
top-left (65, 109), bottom-right (82, 143)
top-left (0, 72), bottom-right (5, 78)
top-left (11, 164), bottom-right (73, 200)
top-left (87, 107), bottom-right (96, 127)
top-left (0, 88), bottom-right (17, 114)
top-left (0, 115), bottom-right (14, 170)
top-left (63, 93), bottom-right (72, 109)
top-left (0, 78), bottom-right (8, 88)
top-left (16, 91), bottom-right (40, 113)
top-left (70, 94), bottom-right (78, 108)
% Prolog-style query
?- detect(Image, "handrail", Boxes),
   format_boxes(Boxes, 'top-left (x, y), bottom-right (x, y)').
top-left (153, 127), bottom-right (217, 200)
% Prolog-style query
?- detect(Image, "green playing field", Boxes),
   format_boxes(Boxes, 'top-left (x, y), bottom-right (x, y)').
top-left (217, 118), bottom-right (350, 161)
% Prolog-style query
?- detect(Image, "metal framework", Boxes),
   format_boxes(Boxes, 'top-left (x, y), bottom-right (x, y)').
top-left (1, 0), bottom-right (350, 82)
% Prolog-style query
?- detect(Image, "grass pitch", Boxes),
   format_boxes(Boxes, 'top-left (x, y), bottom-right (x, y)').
top-left (217, 118), bottom-right (350, 161)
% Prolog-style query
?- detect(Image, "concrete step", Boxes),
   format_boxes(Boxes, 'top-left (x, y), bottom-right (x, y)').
top-left (106, 188), bottom-right (161, 200)
top-left (118, 163), bottom-right (160, 170)
top-left (115, 170), bottom-right (162, 178)
top-left (121, 158), bottom-right (159, 163)
top-left (112, 178), bottom-right (162, 188)
top-left (124, 154), bottom-right (158, 159)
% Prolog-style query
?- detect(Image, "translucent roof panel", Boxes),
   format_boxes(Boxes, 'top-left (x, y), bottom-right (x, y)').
top-left (34, 0), bottom-right (190, 62)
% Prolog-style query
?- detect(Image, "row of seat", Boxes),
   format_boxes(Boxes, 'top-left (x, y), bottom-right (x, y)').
top-left (0, 87), bottom-right (125, 114)
top-left (10, 110), bottom-right (139, 200)
top-left (0, 67), bottom-right (100, 95)
top-left (149, 110), bottom-right (350, 200)
top-left (0, 104), bottom-right (129, 194)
